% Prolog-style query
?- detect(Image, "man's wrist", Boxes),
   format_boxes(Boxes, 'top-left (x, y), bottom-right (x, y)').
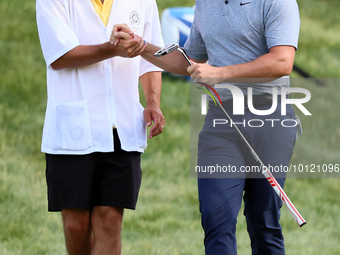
top-left (219, 66), bottom-right (231, 80)
top-left (101, 42), bottom-right (118, 58)
top-left (146, 98), bottom-right (160, 108)
top-left (141, 41), bottom-right (155, 57)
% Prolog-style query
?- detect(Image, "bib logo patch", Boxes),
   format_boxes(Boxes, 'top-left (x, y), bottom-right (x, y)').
top-left (129, 11), bottom-right (141, 26)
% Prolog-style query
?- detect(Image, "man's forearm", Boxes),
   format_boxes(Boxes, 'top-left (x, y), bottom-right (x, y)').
top-left (110, 24), bottom-right (196, 75)
top-left (187, 45), bottom-right (296, 85)
top-left (141, 43), bottom-right (190, 76)
top-left (50, 43), bottom-right (118, 70)
top-left (51, 32), bottom-right (144, 70)
top-left (219, 46), bottom-right (296, 80)
top-left (140, 71), bottom-right (165, 138)
top-left (140, 71), bottom-right (162, 107)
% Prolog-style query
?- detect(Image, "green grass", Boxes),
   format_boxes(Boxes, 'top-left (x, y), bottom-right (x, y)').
top-left (0, 0), bottom-right (339, 254)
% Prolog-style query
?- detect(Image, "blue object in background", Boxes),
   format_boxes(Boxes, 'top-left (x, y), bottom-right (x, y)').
top-left (161, 7), bottom-right (194, 47)
top-left (161, 6), bottom-right (194, 79)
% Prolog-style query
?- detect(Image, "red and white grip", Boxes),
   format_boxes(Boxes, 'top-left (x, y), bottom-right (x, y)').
top-left (263, 167), bottom-right (306, 227)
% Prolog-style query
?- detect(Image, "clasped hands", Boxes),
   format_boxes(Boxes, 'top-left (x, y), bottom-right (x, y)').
top-left (110, 24), bottom-right (224, 86)
top-left (109, 24), bottom-right (146, 58)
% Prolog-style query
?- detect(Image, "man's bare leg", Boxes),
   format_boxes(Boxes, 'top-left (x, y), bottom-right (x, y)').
top-left (91, 206), bottom-right (124, 255)
top-left (61, 209), bottom-right (92, 255)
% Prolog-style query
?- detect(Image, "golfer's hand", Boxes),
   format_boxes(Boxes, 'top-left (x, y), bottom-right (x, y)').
top-left (110, 24), bottom-right (133, 45)
top-left (110, 24), bottom-right (146, 58)
top-left (187, 62), bottom-right (224, 86)
top-left (144, 104), bottom-right (165, 139)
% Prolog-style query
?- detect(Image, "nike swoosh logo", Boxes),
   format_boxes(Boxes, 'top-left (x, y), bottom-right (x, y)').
top-left (240, 2), bottom-right (253, 6)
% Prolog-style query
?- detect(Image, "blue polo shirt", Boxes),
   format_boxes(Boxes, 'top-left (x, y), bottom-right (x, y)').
top-left (183, 0), bottom-right (300, 101)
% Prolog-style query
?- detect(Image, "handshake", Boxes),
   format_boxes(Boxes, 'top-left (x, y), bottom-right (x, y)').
top-left (109, 24), bottom-right (147, 58)
top-left (108, 23), bottom-right (220, 86)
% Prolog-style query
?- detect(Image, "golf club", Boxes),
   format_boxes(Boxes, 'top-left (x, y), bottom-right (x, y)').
top-left (154, 43), bottom-right (306, 227)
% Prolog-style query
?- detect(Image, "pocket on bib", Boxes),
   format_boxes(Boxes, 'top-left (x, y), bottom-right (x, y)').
top-left (54, 101), bottom-right (92, 151)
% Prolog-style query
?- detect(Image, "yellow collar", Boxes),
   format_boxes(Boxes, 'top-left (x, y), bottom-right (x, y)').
top-left (90, 0), bottom-right (114, 27)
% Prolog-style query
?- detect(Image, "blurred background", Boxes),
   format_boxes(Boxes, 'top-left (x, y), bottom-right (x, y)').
top-left (0, 0), bottom-right (339, 254)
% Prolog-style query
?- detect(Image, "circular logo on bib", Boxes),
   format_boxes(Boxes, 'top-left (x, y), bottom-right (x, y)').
top-left (129, 11), bottom-right (140, 26)
top-left (71, 127), bottom-right (83, 140)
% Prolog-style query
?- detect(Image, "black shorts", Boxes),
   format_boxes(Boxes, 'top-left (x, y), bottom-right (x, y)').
top-left (45, 130), bottom-right (142, 211)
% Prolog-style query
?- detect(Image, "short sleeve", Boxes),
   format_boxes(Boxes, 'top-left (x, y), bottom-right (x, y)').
top-left (139, 0), bottom-right (164, 76)
top-left (264, 0), bottom-right (300, 50)
top-left (183, 7), bottom-right (208, 61)
top-left (36, 0), bottom-right (80, 66)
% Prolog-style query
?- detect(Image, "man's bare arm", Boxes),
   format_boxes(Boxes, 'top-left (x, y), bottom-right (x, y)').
top-left (187, 46), bottom-right (296, 85)
top-left (140, 71), bottom-right (165, 139)
top-left (110, 24), bottom-right (205, 75)
top-left (51, 33), bottom-right (144, 70)
top-left (140, 43), bottom-right (200, 76)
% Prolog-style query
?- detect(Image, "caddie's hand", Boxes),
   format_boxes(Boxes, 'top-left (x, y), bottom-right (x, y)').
top-left (110, 33), bottom-right (145, 58)
top-left (187, 62), bottom-right (224, 86)
top-left (110, 24), bottom-right (146, 58)
top-left (144, 104), bottom-right (165, 139)
top-left (110, 24), bottom-right (134, 46)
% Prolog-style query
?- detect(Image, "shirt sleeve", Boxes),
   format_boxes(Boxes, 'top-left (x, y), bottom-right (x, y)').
top-left (264, 0), bottom-right (300, 50)
top-left (139, 0), bottom-right (164, 77)
top-left (183, 7), bottom-right (208, 61)
top-left (36, 0), bottom-right (80, 66)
